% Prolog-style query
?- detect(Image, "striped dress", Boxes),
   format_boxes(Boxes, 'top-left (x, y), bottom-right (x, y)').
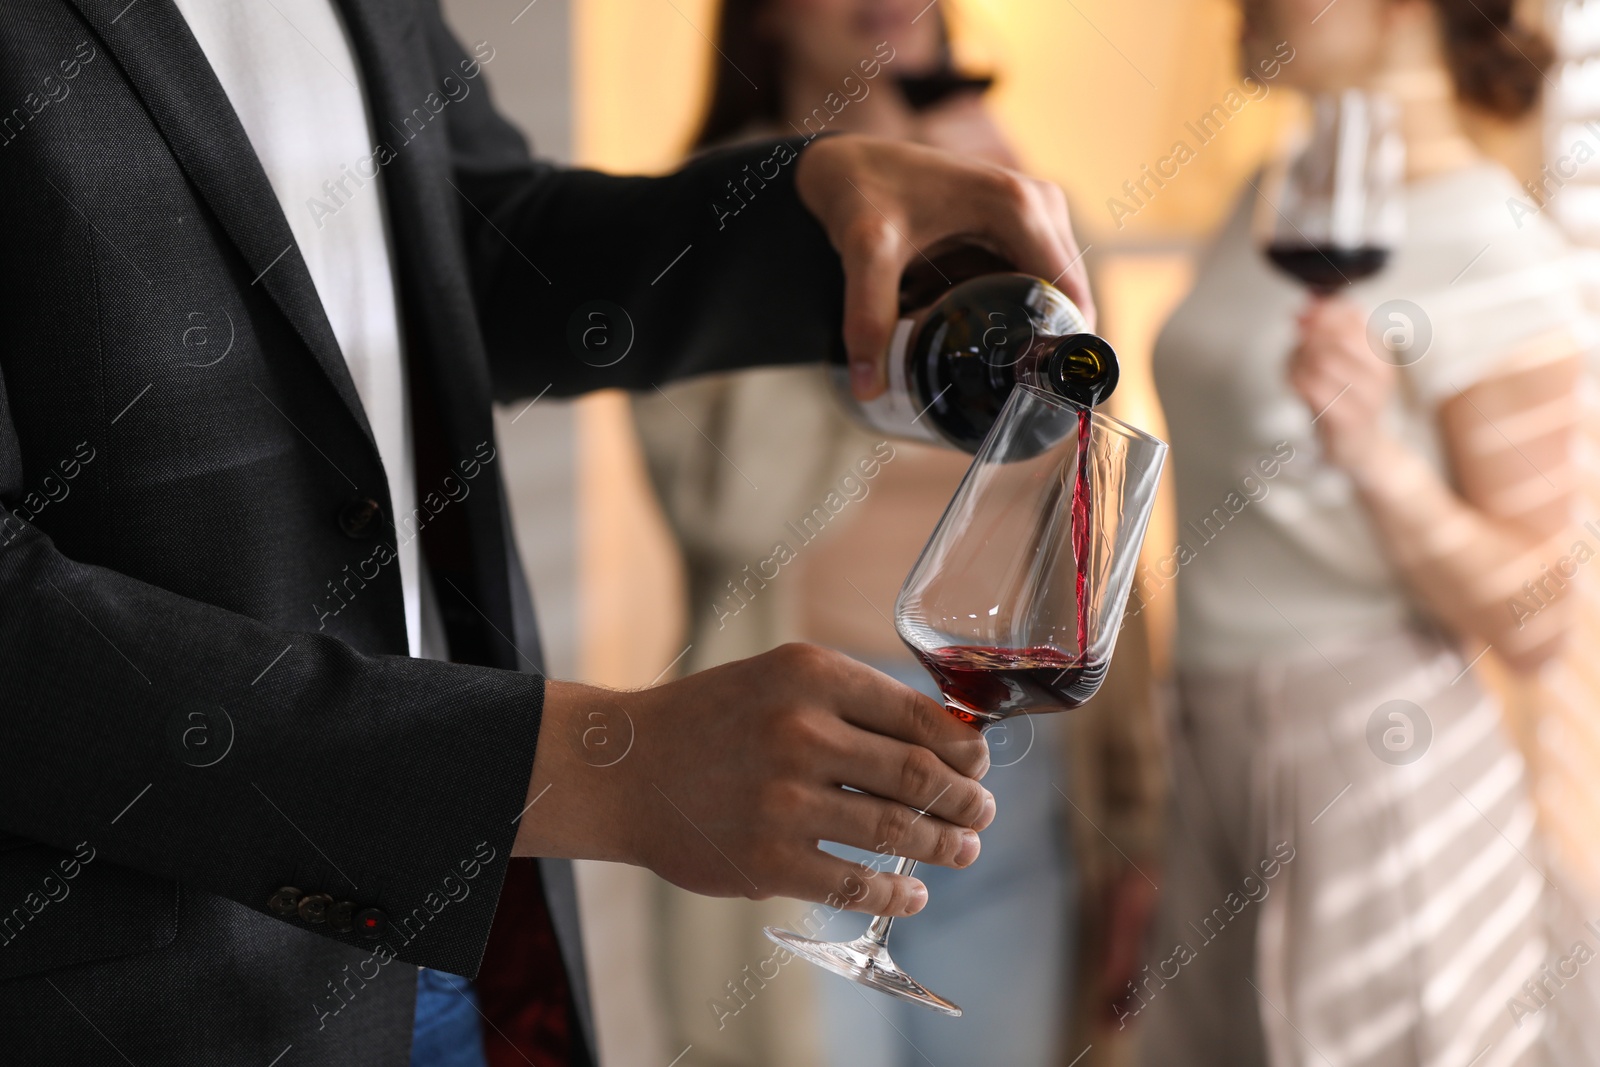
top-left (1137, 629), bottom-right (1557, 1067)
top-left (1137, 163), bottom-right (1600, 1066)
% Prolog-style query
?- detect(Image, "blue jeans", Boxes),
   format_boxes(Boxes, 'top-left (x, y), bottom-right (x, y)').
top-left (410, 968), bottom-right (488, 1067)
top-left (817, 660), bottom-right (1078, 1067)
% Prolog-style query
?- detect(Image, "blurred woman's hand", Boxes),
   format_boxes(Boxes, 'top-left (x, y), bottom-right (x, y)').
top-left (795, 133), bottom-right (1093, 400)
top-left (1288, 296), bottom-right (1397, 473)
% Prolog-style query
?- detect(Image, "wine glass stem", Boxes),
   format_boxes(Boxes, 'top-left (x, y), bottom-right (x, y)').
top-left (863, 856), bottom-right (918, 947)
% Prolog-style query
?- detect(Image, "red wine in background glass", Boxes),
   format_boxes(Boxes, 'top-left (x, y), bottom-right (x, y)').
top-left (912, 644), bottom-right (1109, 727)
top-left (1264, 242), bottom-right (1390, 295)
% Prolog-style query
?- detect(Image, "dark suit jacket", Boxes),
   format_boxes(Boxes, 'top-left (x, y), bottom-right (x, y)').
top-left (0, 1), bottom-right (844, 1062)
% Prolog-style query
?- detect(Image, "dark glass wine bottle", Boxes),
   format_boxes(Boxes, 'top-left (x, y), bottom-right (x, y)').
top-left (831, 266), bottom-right (1118, 452)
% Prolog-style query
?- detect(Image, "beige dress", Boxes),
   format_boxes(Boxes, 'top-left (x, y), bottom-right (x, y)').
top-left (629, 367), bottom-right (867, 1067)
top-left (1139, 163), bottom-right (1600, 1066)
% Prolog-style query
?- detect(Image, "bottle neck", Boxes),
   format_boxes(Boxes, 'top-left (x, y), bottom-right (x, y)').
top-left (1031, 333), bottom-right (1119, 408)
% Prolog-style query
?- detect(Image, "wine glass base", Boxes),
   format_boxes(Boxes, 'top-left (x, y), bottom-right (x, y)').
top-left (762, 925), bottom-right (963, 1017)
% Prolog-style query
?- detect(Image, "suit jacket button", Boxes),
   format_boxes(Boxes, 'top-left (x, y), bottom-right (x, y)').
top-left (326, 900), bottom-right (356, 934)
top-left (267, 886), bottom-right (304, 919)
top-left (338, 496), bottom-right (383, 539)
top-left (355, 907), bottom-right (387, 939)
top-left (298, 892), bottom-right (334, 924)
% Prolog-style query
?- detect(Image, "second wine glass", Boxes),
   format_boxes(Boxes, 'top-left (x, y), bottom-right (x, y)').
top-left (1257, 89), bottom-right (1404, 294)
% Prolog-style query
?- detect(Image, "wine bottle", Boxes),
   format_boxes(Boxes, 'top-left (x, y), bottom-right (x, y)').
top-left (831, 266), bottom-right (1118, 452)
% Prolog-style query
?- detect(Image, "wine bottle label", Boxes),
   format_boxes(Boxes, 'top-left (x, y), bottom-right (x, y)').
top-left (850, 318), bottom-right (941, 446)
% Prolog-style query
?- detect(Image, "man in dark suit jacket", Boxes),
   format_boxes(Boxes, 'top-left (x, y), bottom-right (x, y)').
top-left (0, 1), bottom-right (1093, 1063)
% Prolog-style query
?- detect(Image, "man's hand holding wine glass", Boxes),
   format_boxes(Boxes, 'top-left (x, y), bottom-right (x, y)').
top-left (1287, 296), bottom-right (1398, 475)
top-left (516, 644), bottom-right (996, 919)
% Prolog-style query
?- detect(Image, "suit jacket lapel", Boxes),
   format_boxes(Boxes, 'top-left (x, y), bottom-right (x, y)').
top-left (333, 0), bottom-right (505, 505)
top-left (333, 0), bottom-right (527, 667)
top-left (65, 0), bottom-right (379, 453)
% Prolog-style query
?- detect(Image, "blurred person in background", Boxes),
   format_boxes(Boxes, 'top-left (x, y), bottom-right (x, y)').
top-left (633, 1), bottom-right (1165, 1065)
top-left (1137, 0), bottom-right (1599, 1064)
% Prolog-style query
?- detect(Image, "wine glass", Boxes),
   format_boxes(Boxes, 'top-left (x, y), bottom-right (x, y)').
top-left (1256, 89), bottom-right (1404, 294)
top-left (764, 385), bottom-right (1167, 1015)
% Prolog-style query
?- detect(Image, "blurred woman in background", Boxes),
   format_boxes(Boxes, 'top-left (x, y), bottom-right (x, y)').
top-left (1138, 0), bottom-right (1598, 1064)
top-left (633, 2), bottom-right (1164, 1065)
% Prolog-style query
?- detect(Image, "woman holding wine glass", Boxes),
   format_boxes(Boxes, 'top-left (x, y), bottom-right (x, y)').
top-left (1138, 0), bottom-right (1597, 1065)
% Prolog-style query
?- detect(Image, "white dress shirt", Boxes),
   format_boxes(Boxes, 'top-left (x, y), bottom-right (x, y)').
top-left (174, 0), bottom-right (446, 659)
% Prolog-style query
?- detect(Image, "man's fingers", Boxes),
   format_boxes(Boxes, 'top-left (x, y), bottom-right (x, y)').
top-left (1025, 179), bottom-right (1095, 327)
top-left (827, 724), bottom-right (995, 830)
top-left (806, 787), bottom-right (983, 870)
top-left (956, 172), bottom-right (1079, 313)
top-left (792, 853), bottom-right (930, 918)
top-left (801, 648), bottom-right (988, 771)
top-left (837, 213), bottom-right (905, 400)
top-left (759, 645), bottom-right (987, 780)
top-left (980, 172), bottom-right (1064, 270)
top-left (831, 669), bottom-right (991, 780)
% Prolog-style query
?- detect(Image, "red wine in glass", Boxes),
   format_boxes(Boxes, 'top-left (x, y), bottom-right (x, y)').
top-left (1264, 242), bottom-right (1390, 295)
top-left (915, 408), bottom-right (1103, 727)
top-left (912, 645), bottom-right (1109, 728)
